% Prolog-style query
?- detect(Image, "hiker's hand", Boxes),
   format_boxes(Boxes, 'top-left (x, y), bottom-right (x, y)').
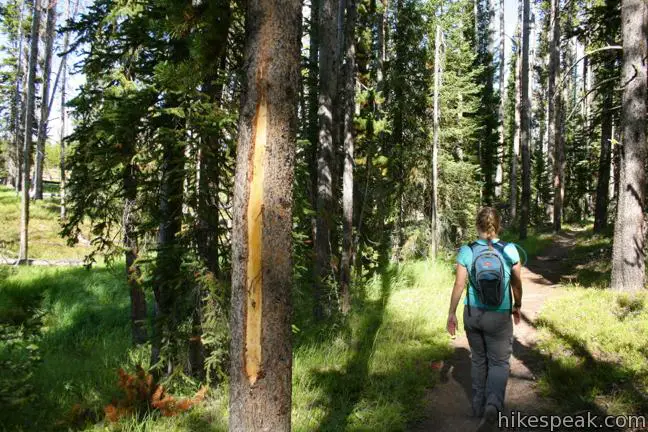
top-left (446, 313), bottom-right (457, 336)
top-left (512, 306), bottom-right (521, 325)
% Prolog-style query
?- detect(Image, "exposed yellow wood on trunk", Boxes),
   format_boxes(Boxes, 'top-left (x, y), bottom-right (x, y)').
top-left (245, 94), bottom-right (267, 385)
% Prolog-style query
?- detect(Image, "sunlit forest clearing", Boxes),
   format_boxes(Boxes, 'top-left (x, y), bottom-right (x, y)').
top-left (1, 0), bottom-right (647, 429)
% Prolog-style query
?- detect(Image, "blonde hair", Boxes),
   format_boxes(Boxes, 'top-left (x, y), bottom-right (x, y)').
top-left (476, 207), bottom-right (501, 241)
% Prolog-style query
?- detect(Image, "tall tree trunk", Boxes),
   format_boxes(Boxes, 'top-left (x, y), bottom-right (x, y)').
top-left (59, 0), bottom-right (73, 220)
top-left (123, 155), bottom-right (147, 344)
top-left (150, 113), bottom-right (186, 374)
top-left (495, 0), bottom-right (505, 199)
top-left (60, 58), bottom-right (66, 220)
top-left (547, 0), bottom-right (561, 230)
top-left (519, 0), bottom-right (531, 239)
top-left (610, 0), bottom-right (647, 292)
top-left (34, 0), bottom-right (56, 200)
top-left (228, 0), bottom-right (300, 428)
top-left (339, 0), bottom-right (356, 315)
top-left (19, 0), bottom-right (42, 264)
top-left (593, 92), bottom-right (613, 233)
top-left (430, 25), bottom-right (442, 257)
top-left (12, 0), bottom-right (26, 191)
top-left (308, 0), bottom-right (319, 233)
top-left (313, 0), bottom-right (340, 319)
top-left (193, 4), bottom-right (231, 378)
top-left (510, 30), bottom-right (520, 222)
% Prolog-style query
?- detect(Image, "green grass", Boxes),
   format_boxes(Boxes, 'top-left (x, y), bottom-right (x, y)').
top-left (0, 186), bottom-right (91, 260)
top-left (0, 259), bottom-right (458, 431)
top-left (535, 288), bottom-right (648, 416)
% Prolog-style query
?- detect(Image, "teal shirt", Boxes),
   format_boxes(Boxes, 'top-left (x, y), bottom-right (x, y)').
top-left (456, 239), bottom-right (520, 312)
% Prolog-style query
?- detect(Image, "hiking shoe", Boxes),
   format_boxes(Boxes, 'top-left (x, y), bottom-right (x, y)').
top-left (476, 404), bottom-right (498, 432)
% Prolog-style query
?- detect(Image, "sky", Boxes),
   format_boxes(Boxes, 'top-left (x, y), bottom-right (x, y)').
top-left (3, 0), bottom-right (521, 144)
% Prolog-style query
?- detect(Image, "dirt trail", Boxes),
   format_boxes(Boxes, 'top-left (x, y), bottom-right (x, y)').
top-left (413, 232), bottom-right (576, 432)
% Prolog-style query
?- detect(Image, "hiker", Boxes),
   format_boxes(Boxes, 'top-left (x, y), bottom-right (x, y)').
top-left (446, 206), bottom-right (523, 432)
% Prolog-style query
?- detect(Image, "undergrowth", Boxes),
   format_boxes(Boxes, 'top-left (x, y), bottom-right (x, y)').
top-left (0, 258), bottom-right (458, 431)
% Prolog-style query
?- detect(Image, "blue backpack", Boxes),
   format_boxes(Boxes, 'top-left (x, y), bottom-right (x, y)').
top-left (466, 241), bottom-right (512, 315)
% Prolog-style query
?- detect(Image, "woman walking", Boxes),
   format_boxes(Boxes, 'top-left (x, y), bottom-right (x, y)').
top-left (446, 207), bottom-right (523, 432)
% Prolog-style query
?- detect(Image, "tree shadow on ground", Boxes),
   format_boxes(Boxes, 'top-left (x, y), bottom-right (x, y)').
top-left (304, 265), bottom-right (451, 431)
top-left (512, 312), bottom-right (648, 431)
top-left (308, 266), bottom-right (394, 431)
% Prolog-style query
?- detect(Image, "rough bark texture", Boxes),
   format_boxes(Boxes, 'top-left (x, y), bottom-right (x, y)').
top-left (308, 0), bottom-right (319, 224)
top-left (430, 25), bottom-right (442, 257)
top-left (510, 30), bottom-right (520, 222)
top-left (610, 0), bottom-right (646, 292)
top-left (495, 0), bottom-right (504, 199)
top-left (547, 0), bottom-right (561, 230)
top-left (19, 0), bottom-right (42, 263)
top-left (228, 0), bottom-right (300, 429)
top-left (313, 0), bottom-right (339, 319)
top-left (34, 0), bottom-right (56, 200)
top-left (519, 0), bottom-right (531, 239)
top-left (593, 92), bottom-right (612, 233)
top-left (339, 0), bottom-right (356, 315)
top-left (12, 0), bottom-right (26, 191)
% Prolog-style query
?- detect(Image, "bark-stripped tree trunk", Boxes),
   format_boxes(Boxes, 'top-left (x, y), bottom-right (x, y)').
top-left (313, 0), bottom-right (339, 319)
top-left (339, 0), bottom-right (356, 315)
top-left (228, 0), bottom-right (300, 428)
top-left (19, 0), bottom-right (42, 264)
top-left (593, 91), bottom-right (613, 233)
top-left (34, 0), bottom-right (56, 200)
top-left (610, 0), bottom-right (647, 292)
top-left (430, 25), bottom-right (442, 257)
top-left (547, 0), bottom-right (561, 230)
top-left (519, 0), bottom-right (531, 239)
top-left (494, 0), bottom-right (504, 199)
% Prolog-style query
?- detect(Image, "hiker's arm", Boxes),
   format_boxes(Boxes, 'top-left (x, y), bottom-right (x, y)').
top-left (449, 264), bottom-right (468, 315)
top-left (511, 262), bottom-right (522, 306)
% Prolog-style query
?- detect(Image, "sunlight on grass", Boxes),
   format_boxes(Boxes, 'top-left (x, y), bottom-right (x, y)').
top-left (0, 186), bottom-right (91, 260)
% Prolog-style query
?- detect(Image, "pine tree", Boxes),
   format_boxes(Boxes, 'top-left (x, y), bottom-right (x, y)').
top-left (228, 0), bottom-right (300, 428)
top-left (33, 0), bottom-right (56, 200)
top-left (18, 0), bottom-right (42, 263)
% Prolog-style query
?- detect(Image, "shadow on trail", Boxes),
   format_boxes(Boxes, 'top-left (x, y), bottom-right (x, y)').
top-left (438, 346), bottom-right (473, 404)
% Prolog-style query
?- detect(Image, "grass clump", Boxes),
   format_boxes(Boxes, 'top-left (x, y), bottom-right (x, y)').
top-left (535, 287), bottom-right (648, 416)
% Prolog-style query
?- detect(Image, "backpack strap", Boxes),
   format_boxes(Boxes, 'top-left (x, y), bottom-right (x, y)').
top-left (466, 242), bottom-right (479, 316)
top-left (492, 241), bottom-right (514, 313)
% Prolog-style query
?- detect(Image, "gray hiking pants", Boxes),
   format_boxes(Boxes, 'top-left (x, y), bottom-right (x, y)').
top-left (463, 306), bottom-right (513, 416)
